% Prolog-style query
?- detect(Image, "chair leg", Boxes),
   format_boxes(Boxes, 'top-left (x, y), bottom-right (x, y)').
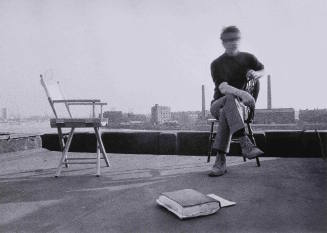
top-left (55, 127), bottom-right (75, 177)
top-left (207, 122), bottom-right (215, 163)
top-left (94, 127), bottom-right (110, 167)
top-left (255, 157), bottom-right (261, 167)
top-left (57, 127), bottom-right (68, 168)
top-left (247, 123), bottom-right (261, 167)
top-left (96, 142), bottom-right (101, 177)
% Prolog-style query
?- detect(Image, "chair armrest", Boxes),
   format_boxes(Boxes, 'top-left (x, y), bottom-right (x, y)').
top-left (53, 99), bottom-right (101, 103)
top-left (245, 107), bottom-right (255, 123)
top-left (207, 118), bottom-right (218, 123)
top-left (67, 102), bottom-right (107, 106)
top-left (52, 99), bottom-right (107, 118)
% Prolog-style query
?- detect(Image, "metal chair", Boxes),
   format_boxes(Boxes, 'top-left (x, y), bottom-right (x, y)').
top-left (207, 78), bottom-right (261, 167)
top-left (40, 73), bottom-right (110, 177)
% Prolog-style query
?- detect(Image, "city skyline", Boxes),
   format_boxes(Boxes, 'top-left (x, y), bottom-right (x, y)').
top-left (2, 98), bottom-right (327, 119)
top-left (1, 0), bottom-right (327, 116)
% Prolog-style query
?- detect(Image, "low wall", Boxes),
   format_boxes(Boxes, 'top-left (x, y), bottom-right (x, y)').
top-left (0, 134), bottom-right (42, 153)
top-left (40, 130), bottom-right (327, 158)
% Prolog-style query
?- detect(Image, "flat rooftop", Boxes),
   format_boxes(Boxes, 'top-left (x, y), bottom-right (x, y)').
top-left (0, 149), bottom-right (326, 233)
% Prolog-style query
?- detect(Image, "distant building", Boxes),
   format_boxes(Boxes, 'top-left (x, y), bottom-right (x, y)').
top-left (1, 108), bottom-right (7, 120)
top-left (299, 109), bottom-right (327, 123)
top-left (203, 110), bottom-right (212, 119)
top-left (267, 75), bottom-right (272, 109)
top-left (201, 85), bottom-right (206, 119)
top-left (151, 104), bottom-right (171, 125)
top-left (103, 111), bottom-right (123, 123)
top-left (254, 108), bottom-right (295, 124)
top-left (127, 113), bottom-right (147, 122)
top-left (171, 111), bottom-right (201, 125)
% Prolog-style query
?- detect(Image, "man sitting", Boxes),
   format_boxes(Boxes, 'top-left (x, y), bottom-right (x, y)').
top-left (209, 26), bottom-right (264, 177)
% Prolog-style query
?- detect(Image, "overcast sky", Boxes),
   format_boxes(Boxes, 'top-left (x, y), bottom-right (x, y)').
top-left (1, 0), bottom-right (326, 116)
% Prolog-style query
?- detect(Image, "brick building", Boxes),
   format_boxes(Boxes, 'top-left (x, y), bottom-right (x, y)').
top-left (299, 109), bottom-right (327, 123)
top-left (254, 108), bottom-right (295, 124)
top-left (103, 111), bottom-right (123, 123)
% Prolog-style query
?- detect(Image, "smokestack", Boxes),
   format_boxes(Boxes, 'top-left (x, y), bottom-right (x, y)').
top-left (202, 85), bottom-right (205, 119)
top-left (267, 75), bottom-right (272, 109)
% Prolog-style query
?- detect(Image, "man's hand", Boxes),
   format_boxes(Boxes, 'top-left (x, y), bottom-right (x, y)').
top-left (239, 91), bottom-right (255, 108)
top-left (246, 69), bottom-right (262, 81)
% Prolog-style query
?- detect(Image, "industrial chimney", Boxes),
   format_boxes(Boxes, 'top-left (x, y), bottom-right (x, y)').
top-left (267, 75), bottom-right (272, 109)
top-left (202, 85), bottom-right (206, 119)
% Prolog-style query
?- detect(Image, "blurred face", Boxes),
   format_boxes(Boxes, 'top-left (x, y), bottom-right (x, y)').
top-left (221, 32), bottom-right (241, 54)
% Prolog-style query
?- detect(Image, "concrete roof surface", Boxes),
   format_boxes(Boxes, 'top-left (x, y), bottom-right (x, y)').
top-left (0, 149), bottom-right (326, 233)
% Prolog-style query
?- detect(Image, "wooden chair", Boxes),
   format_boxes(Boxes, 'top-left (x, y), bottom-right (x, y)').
top-left (207, 78), bottom-right (261, 167)
top-left (40, 74), bottom-right (110, 177)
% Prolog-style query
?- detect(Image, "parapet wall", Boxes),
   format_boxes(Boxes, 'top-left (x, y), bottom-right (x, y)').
top-left (0, 134), bottom-right (42, 153)
top-left (40, 130), bottom-right (327, 158)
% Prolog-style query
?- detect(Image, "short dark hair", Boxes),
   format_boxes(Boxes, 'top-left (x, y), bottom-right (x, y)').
top-left (220, 26), bottom-right (241, 39)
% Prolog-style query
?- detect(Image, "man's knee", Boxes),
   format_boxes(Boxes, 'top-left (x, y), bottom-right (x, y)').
top-left (225, 94), bottom-right (236, 102)
top-left (210, 105), bottom-right (220, 119)
top-left (210, 98), bottom-right (225, 119)
top-left (224, 94), bottom-right (241, 109)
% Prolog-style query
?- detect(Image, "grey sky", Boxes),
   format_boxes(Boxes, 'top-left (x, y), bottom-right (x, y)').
top-left (0, 0), bottom-right (326, 116)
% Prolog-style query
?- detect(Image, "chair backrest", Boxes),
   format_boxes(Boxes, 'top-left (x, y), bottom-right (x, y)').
top-left (40, 73), bottom-right (72, 118)
top-left (245, 78), bottom-right (260, 101)
top-left (245, 78), bottom-right (260, 122)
